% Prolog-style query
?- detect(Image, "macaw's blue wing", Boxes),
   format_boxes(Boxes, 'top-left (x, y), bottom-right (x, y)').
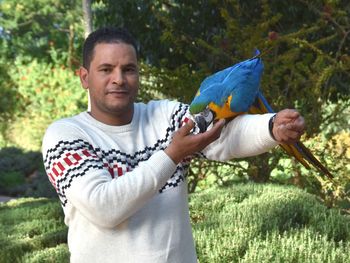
top-left (189, 66), bottom-right (234, 115)
top-left (249, 92), bottom-right (333, 179)
top-left (190, 50), bottom-right (263, 118)
top-left (228, 54), bottom-right (263, 113)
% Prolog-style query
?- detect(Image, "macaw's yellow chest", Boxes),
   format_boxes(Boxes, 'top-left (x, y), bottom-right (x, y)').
top-left (208, 95), bottom-right (244, 120)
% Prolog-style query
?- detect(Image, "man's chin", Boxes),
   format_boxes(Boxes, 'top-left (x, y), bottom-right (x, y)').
top-left (106, 103), bottom-right (134, 115)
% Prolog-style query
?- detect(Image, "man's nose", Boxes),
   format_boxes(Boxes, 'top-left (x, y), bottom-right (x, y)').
top-left (111, 69), bottom-right (124, 86)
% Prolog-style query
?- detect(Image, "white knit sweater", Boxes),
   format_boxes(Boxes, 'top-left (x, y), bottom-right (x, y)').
top-left (42, 100), bottom-right (277, 263)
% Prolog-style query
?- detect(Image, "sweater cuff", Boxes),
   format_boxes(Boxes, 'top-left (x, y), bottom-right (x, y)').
top-left (260, 113), bottom-right (279, 147)
top-left (146, 150), bottom-right (178, 187)
top-left (153, 150), bottom-right (178, 172)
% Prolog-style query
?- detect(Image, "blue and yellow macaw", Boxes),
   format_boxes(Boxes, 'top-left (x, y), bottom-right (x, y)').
top-left (189, 49), bottom-right (333, 179)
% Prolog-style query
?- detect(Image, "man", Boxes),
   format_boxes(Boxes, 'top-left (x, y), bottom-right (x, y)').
top-left (42, 27), bottom-right (305, 262)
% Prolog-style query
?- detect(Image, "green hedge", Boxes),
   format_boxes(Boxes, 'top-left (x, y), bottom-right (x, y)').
top-left (0, 198), bottom-right (68, 262)
top-left (1, 184), bottom-right (349, 262)
top-left (191, 184), bottom-right (350, 263)
top-left (0, 147), bottom-right (56, 198)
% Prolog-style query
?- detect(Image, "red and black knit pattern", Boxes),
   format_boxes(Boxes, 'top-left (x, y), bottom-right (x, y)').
top-left (44, 103), bottom-right (202, 206)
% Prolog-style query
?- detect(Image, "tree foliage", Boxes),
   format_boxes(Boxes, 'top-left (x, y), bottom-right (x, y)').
top-left (0, 0), bottom-right (85, 146)
top-left (6, 55), bottom-right (87, 150)
top-left (0, 0), bottom-right (83, 63)
top-left (0, 0), bottom-right (349, 206)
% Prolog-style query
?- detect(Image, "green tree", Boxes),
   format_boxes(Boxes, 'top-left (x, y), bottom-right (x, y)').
top-left (0, 0), bottom-right (85, 146)
top-left (0, 0), bottom-right (83, 63)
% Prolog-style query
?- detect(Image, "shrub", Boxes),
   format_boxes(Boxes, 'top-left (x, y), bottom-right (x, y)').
top-left (0, 147), bottom-right (43, 196)
top-left (0, 147), bottom-right (42, 178)
top-left (1, 184), bottom-right (349, 262)
top-left (0, 171), bottom-right (25, 190)
top-left (0, 198), bottom-right (67, 263)
top-left (22, 244), bottom-right (69, 263)
top-left (7, 57), bottom-right (87, 151)
top-left (190, 183), bottom-right (350, 263)
top-left (0, 147), bottom-right (56, 198)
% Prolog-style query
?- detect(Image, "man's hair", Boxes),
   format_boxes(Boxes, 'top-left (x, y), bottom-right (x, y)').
top-left (82, 27), bottom-right (138, 69)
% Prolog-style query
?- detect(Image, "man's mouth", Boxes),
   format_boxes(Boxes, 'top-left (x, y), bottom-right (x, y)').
top-left (106, 90), bottom-right (129, 95)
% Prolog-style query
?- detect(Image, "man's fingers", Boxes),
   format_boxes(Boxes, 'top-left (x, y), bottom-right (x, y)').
top-left (275, 124), bottom-right (303, 143)
top-left (274, 109), bottom-right (306, 143)
top-left (178, 119), bottom-right (195, 136)
top-left (205, 119), bottom-right (225, 140)
top-left (286, 122), bottom-right (305, 133)
top-left (284, 115), bottom-right (305, 132)
top-left (276, 109), bottom-right (300, 122)
top-left (211, 119), bottom-right (226, 132)
top-left (288, 110), bottom-right (300, 119)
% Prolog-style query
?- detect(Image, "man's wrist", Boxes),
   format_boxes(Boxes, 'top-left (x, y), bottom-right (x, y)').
top-left (164, 147), bottom-right (181, 164)
top-left (268, 114), bottom-right (277, 141)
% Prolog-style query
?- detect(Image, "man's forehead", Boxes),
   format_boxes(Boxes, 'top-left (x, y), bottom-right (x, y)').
top-left (93, 42), bottom-right (136, 55)
top-left (91, 42), bottom-right (138, 65)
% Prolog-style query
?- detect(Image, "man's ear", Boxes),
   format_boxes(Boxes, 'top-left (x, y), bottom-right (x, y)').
top-left (79, 67), bottom-right (89, 89)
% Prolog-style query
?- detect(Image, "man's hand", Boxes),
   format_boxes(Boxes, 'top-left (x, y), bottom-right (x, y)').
top-left (272, 109), bottom-right (305, 144)
top-left (165, 119), bottom-right (225, 164)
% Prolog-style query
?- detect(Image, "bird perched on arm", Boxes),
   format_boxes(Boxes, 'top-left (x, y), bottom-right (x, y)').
top-left (189, 49), bottom-right (333, 179)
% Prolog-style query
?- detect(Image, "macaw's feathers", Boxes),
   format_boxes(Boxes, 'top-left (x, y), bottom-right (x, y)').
top-left (190, 49), bottom-right (333, 179)
top-left (253, 48), bottom-right (261, 57)
top-left (189, 51), bottom-right (263, 115)
top-left (280, 142), bottom-right (333, 179)
top-left (249, 92), bottom-right (274, 114)
top-left (249, 92), bottom-right (333, 179)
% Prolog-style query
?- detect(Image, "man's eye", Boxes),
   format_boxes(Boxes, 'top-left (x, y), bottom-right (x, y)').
top-left (100, 68), bottom-right (111, 73)
top-left (125, 67), bottom-right (137, 73)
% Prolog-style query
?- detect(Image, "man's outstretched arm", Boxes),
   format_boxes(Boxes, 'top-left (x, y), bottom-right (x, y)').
top-left (201, 109), bottom-right (305, 161)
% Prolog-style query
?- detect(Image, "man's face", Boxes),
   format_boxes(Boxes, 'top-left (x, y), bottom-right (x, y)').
top-left (80, 42), bottom-right (139, 125)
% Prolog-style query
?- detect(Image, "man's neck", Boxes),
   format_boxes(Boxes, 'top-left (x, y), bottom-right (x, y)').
top-left (89, 106), bottom-right (134, 126)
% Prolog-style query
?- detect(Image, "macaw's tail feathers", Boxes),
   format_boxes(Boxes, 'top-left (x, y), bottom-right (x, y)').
top-left (280, 143), bottom-right (311, 169)
top-left (249, 93), bottom-right (333, 179)
top-left (295, 142), bottom-right (333, 179)
top-left (280, 142), bottom-right (333, 179)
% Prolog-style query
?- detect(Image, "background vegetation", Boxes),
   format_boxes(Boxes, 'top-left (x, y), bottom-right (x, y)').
top-left (0, 0), bottom-right (349, 261)
top-left (0, 0), bottom-right (349, 203)
top-left (1, 184), bottom-right (349, 263)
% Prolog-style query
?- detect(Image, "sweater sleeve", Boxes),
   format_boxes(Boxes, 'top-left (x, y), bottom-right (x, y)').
top-left (164, 101), bottom-right (278, 162)
top-left (42, 121), bottom-right (177, 228)
top-left (202, 113), bottom-right (279, 161)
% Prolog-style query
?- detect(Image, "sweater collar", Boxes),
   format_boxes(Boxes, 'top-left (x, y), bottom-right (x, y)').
top-left (80, 104), bottom-right (138, 133)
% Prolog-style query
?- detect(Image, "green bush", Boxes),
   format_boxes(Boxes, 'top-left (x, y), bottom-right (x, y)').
top-left (0, 171), bottom-right (25, 189)
top-left (1, 184), bottom-right (349, 262)
top-left (190, 183), bottom-right (350, 263)
top-left (7, 57), bottom-right (87, 151)
top-left (0, 147), bottom-right (42, 195)
top-left (23, 171), bottom-right (57, 199)
top-left (0, 198), bottom-right (67, 263)
top-left (0, 147), bottom-right (56, 198)
top-left (0, 147), bottom-right (42, 177)
top-left (22, 244), bottom-right (69, 263)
